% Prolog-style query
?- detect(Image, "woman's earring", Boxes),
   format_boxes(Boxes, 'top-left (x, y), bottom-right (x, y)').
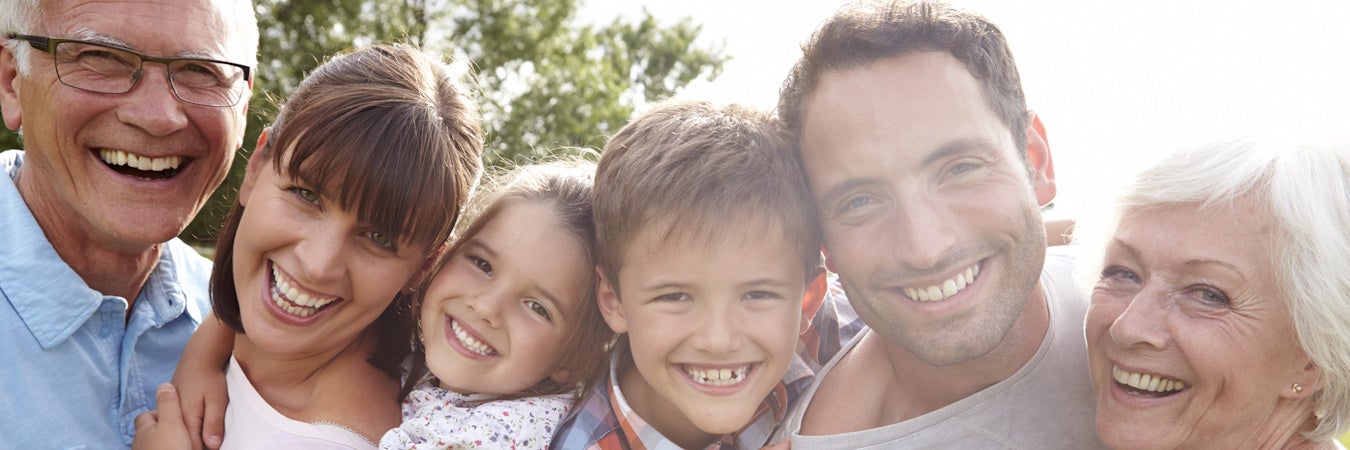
top-left (1293, 383), bottom-right (1304, 395)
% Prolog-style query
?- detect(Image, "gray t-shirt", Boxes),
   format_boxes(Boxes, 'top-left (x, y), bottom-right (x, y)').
top-left (776, 246), bottom-right (1103, 449)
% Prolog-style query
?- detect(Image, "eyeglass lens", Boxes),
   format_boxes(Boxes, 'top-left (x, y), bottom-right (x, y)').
top-left (52, 41), bottom-right (247, 107)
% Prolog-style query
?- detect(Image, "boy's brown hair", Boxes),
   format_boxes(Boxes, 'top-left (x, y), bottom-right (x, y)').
top-left (593, 100), bottom-right (822, 290)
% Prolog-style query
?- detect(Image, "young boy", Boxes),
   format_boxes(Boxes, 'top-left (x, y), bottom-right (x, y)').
top-left (551, 101), bottom-right (828, 449)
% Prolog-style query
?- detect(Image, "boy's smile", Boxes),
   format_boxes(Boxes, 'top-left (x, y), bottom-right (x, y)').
top-left (599, 222), bottom-right (806, 448)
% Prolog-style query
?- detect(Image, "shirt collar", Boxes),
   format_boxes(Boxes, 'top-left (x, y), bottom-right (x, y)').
top-left (0, 151), bottom-right (106, 349)
top-left (0, 150), bottom-right (203, 347)
top-left (606, 345), bottom-right (797, 450)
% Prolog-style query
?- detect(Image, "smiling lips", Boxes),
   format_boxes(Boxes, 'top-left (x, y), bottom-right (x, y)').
top-left (270, 264), bottom-right (339, 317)
top-left (451, 318), bottom-right (498, 356)
top-left (903, 263), bottom-right (981, 302)
top-left (98, 148), bottom-right (184, 179)
top-left (1113, 366), bottom-right (1187, 396)
top-left (683, 365), bottom-right (751, 387)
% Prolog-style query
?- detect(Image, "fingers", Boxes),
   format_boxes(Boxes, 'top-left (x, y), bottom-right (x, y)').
top-left (184, 397), bottom-right (204, 450)
top-left (154, 383), bottom-right (182, 427)
top-left (133, 409), bottom-right (159, 433)
top-left (202, 394), bottom-right (225, 450)
top-left (133, 384), bottom-right (192, 450)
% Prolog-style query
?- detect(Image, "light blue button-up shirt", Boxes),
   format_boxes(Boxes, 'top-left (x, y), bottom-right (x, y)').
top-left (0, 150), bottom-right (213, 449)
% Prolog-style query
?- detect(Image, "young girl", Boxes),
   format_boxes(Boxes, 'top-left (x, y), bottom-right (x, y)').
top-left (380, 159), bottom-right (612, 449)
top-left (142, 160), bottom-right (612, 450)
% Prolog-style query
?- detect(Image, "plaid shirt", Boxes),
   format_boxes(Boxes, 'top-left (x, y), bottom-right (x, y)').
top-left (551, 275), bottom-right (862, 450)
top-left (798, 275), bottom-right (864, 371)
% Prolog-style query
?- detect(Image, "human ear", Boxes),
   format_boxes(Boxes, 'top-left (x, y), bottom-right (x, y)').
top-left (1281, 360), bottom-right (1324, 400)
top-left (548, 366), bottom-right (574, 385)
top-left (237, 128), bottom-right (271, 207)
top-left (0, 44), bottom-right (23, 132)
top-left (596, 266), bottom-right (629, 334)
top-left (1025, 111), bottom-right (1057, 207)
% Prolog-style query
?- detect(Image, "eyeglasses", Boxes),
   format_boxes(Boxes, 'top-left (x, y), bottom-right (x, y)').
top-left (7, 33), bottom-right (252, 107)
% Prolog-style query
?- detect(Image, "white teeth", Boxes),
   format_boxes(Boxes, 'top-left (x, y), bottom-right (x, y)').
top-left (450, 319), bottom-right (496, 356)
top-left (1113, 366), bottom-right (1186, 393)
top-left (270, 265), bottom-right (338, 317)
top-left (98, 149), bottom-right (182, 172)
top-left (904, 263), bottom-right (981, 302)
top-left (686, 365), bottom-right (750, 386)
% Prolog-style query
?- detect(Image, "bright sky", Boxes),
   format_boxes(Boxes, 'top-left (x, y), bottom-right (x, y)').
top-left (578, 0), bottom-right (1350, 220)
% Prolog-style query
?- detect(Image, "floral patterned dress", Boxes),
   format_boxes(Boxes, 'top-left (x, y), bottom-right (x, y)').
top-left (379, 378), bottom-right (573, 449)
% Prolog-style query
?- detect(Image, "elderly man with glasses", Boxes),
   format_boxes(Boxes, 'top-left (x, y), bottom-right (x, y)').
top-left (0, 0), bottom-right (257, 448)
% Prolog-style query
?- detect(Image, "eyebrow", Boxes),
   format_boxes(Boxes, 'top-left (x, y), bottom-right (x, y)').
top-left (68, 29), bottom-right (129, 48)
top-left (740, 278), bottom-right (796, 291)
top-left (1182, 258), bottom-right (1245, 280)
top-left (817, 137), bottom-right (1003, 207)
top-left (67, 28), bottom-right (219, 59)
top-left (1111, 238), bottom-right (1247, 280)
top-left (1107, 238), bottom-right (1143, 261)
top-left (921, 137), bottom-right (1002, 167)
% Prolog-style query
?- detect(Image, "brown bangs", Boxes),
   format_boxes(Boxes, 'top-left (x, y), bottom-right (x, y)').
top-left (270, 95), bottom-right (462, 252)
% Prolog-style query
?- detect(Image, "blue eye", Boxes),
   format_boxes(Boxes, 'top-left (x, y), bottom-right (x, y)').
top-left (1192, 286), bottom-right (1230, 306)
top-left (840, 195), bottom-right (873, 214)
top-left (1100, 266), bottom-right (1140, 283)
top-left (949, 162), bottom-right (978, 175)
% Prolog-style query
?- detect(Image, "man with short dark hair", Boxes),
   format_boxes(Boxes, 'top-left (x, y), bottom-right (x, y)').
top-left (772, 1), bottom-right (1101, 447)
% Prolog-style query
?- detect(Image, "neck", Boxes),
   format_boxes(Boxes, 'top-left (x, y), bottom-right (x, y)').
top-left (1250, 398), bottom-right (1327, 450)
top-left (15, 168), bottom-right (162, 306)
top-left (877, 284), bottom-right (1050, 419)
top-left (615, 354), bottom-right (720, 449)
top-left (232, 329), bottom-right (376, 413)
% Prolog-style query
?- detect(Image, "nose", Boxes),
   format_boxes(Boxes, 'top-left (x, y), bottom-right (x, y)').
top-left (891, 192), bottom-right (958, 270)
top-left (467, 289), bottom-right (504, 329)
top-left (115, 63), bottom-right (189, 137)
top-left (1108, 283), bottom-right (1172, 350)
top-left (293, 222), bottom-right (348, 287)
top-left (691, 301), bottom-right (744, 354)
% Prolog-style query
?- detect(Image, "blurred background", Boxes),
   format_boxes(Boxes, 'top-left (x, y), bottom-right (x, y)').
top-left (3, 0), bottom-right (1347, 251)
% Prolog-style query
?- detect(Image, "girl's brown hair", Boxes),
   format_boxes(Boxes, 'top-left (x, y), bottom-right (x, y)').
top-left (404, 158), bottom-right (613, 404)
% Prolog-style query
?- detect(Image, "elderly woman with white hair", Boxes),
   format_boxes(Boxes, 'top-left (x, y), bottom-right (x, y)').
top-left (1082, 139), bottom-right (1350, 449)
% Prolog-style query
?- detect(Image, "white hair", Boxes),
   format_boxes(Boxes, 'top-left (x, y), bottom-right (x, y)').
top-left (0, 0), bottom-right (259, 75)
top-left (0, 0), bottom-right (42, 74)
top-left (1078, 138), bottom-right (1350, 441)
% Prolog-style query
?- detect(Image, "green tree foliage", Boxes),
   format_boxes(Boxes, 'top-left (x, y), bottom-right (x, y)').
top-left (0, 0), bottom-right (726, 246)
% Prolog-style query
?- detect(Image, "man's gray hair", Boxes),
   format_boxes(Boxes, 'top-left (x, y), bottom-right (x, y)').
top-left (0, 0), bottom-right (260, 75)
top-left (0, 0), bottom-right (42, 74)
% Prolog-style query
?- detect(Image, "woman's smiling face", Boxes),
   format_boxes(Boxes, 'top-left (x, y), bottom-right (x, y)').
top-left (232, 149), bottom-right (426, 358)
top-left (1086, 197), bottom-right (1316, 449)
